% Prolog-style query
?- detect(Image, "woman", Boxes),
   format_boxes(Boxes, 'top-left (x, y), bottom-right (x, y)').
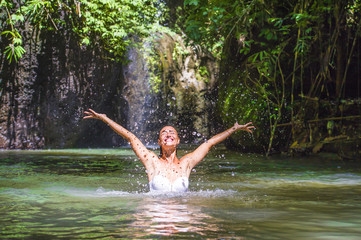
top-left (83, 109), bottom-right (255, 192)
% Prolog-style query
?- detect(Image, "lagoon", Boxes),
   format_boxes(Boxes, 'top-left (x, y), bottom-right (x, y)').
top-left (1, 148), bottom-right (361, 239)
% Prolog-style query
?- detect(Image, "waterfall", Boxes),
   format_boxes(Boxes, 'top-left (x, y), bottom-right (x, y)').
top-left (122, 42), bottom-right (156, 145)
top-left (121, 33), bottom-right (219, 146)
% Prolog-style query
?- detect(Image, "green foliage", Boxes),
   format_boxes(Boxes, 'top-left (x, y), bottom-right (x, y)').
top-left (1, 0), bottom-right (25, 63)
top-left (172, 41), bottom-right (190, 61)
top-left (183, 0), bottom-right (361, 153)
top-left (1, 30), bottom-right (25, 63)
top-left (144, 44), bottom-right (163, 94)
top-left (1, 0), bottom-right (167, 63)
top-left (181, 0), bottom-right (271, 58)
top-left (77, 0), bottom-right (166, 60)
top-left (142, 27), bottom-right (178, 94)
top-left (198, 66), bottom-right (209, 77)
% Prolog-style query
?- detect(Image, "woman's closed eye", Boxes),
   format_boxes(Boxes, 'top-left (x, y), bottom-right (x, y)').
top-left (161, 130), bottom-right (175, 135)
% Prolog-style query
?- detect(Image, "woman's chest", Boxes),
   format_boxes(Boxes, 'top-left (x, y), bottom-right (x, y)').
top-left (151, 159), bottom-right (190, 180)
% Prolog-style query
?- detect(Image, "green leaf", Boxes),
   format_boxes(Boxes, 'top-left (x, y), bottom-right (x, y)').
top-left (184, 0), bottom-right (199, 6)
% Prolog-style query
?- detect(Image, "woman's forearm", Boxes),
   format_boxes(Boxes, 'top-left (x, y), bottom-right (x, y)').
top-left (207, 126), bottom-right (237, 146)
top-left (99, 115), bottom-right (135, 141)
top-left (84, 109), bottom-right (157, 169)
top-left (207, 122), bottom-right (254, 147)
top-left (185, 125), bottom-right (240, 168)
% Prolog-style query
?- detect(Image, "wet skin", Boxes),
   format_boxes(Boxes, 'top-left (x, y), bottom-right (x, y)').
top-left (83, 108), bottom-right (255, 184)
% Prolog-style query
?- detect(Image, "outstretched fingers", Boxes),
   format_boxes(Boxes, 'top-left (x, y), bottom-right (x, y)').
top-left (83, 108), bottom-right (98, 119)
top-left (243, 122), bottom-right (255, 133)
top-left (244, 122), bottom-right (253, 127)
top-left (87, 108), bottom-right (97, 115)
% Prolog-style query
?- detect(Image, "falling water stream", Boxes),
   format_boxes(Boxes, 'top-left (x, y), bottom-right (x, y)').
top-left (1, 148), bottom-right (361, 239)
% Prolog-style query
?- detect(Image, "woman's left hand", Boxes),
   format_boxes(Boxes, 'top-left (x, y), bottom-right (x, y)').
top-left (234, 122), bottom-right (255, 133)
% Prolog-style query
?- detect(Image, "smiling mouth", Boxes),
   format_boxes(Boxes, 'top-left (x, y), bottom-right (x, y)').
top-left (164, 137), bottom-right (174, 143)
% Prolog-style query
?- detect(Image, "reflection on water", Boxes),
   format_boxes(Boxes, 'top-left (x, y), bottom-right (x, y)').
top-left (131, 197), bottom-right (217, 237)
top-left (1, 149), bottom-right (361, 239)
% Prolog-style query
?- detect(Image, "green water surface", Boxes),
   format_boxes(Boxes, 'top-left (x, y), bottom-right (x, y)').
top-left (1, 148), bottom-right (361, 239)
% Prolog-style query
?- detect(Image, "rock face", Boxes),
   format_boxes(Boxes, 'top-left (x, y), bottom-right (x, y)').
top-left (154, 33), bottom-right (219, 143)
top-left (0, 29), bottom-right (218, 148)
top-left (122, 33), bottom-right (219, 145)
top-left (0, 29), bottom-right (127, 149)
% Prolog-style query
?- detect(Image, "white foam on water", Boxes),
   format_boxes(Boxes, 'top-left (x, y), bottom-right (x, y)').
top-left (2, 184), bottom-right (240, 201)
top-left (144, 188), bottom-right (238, 199)
top-left (61, 186), bottom-right (133, 197)
top-left (50, 186), bottom-right (240, 199)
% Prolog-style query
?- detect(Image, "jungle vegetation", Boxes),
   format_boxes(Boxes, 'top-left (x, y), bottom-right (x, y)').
top-left (0, 0), bottom-right (167, 62)
top-left (181, 0), bottom-right (361, 155)
top-left (1, 0), bottom-right (361, 155)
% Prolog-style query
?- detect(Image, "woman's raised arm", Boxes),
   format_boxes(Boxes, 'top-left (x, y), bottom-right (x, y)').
top-left (182, 122), bottom-right (255, 170)
top-left (83, 109), bottom-right (157, 169)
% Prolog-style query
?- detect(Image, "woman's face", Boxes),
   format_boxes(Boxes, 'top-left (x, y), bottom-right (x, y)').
top-left (158, 126), bottom-right (180, 147)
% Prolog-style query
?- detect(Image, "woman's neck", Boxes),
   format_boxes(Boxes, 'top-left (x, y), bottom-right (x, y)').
top-left (161, 148), bottom-right (177, 163)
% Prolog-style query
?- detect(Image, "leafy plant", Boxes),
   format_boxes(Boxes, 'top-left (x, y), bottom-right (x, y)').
top-left (182, 0), bottom-right (361, 153)
top-left (1, 0), bottom-right (168, 63)
top-left (1, 1), bottom-right (26, 63)
top-left (1, 30), bottom-right (25, 64)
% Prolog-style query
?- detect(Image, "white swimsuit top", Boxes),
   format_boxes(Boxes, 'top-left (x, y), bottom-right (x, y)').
top-left (149, 175), bottom-right (189, 192)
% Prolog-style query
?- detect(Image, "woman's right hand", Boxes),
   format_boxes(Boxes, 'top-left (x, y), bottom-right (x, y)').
top-left (83, 108), bottom-right (106, 120)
